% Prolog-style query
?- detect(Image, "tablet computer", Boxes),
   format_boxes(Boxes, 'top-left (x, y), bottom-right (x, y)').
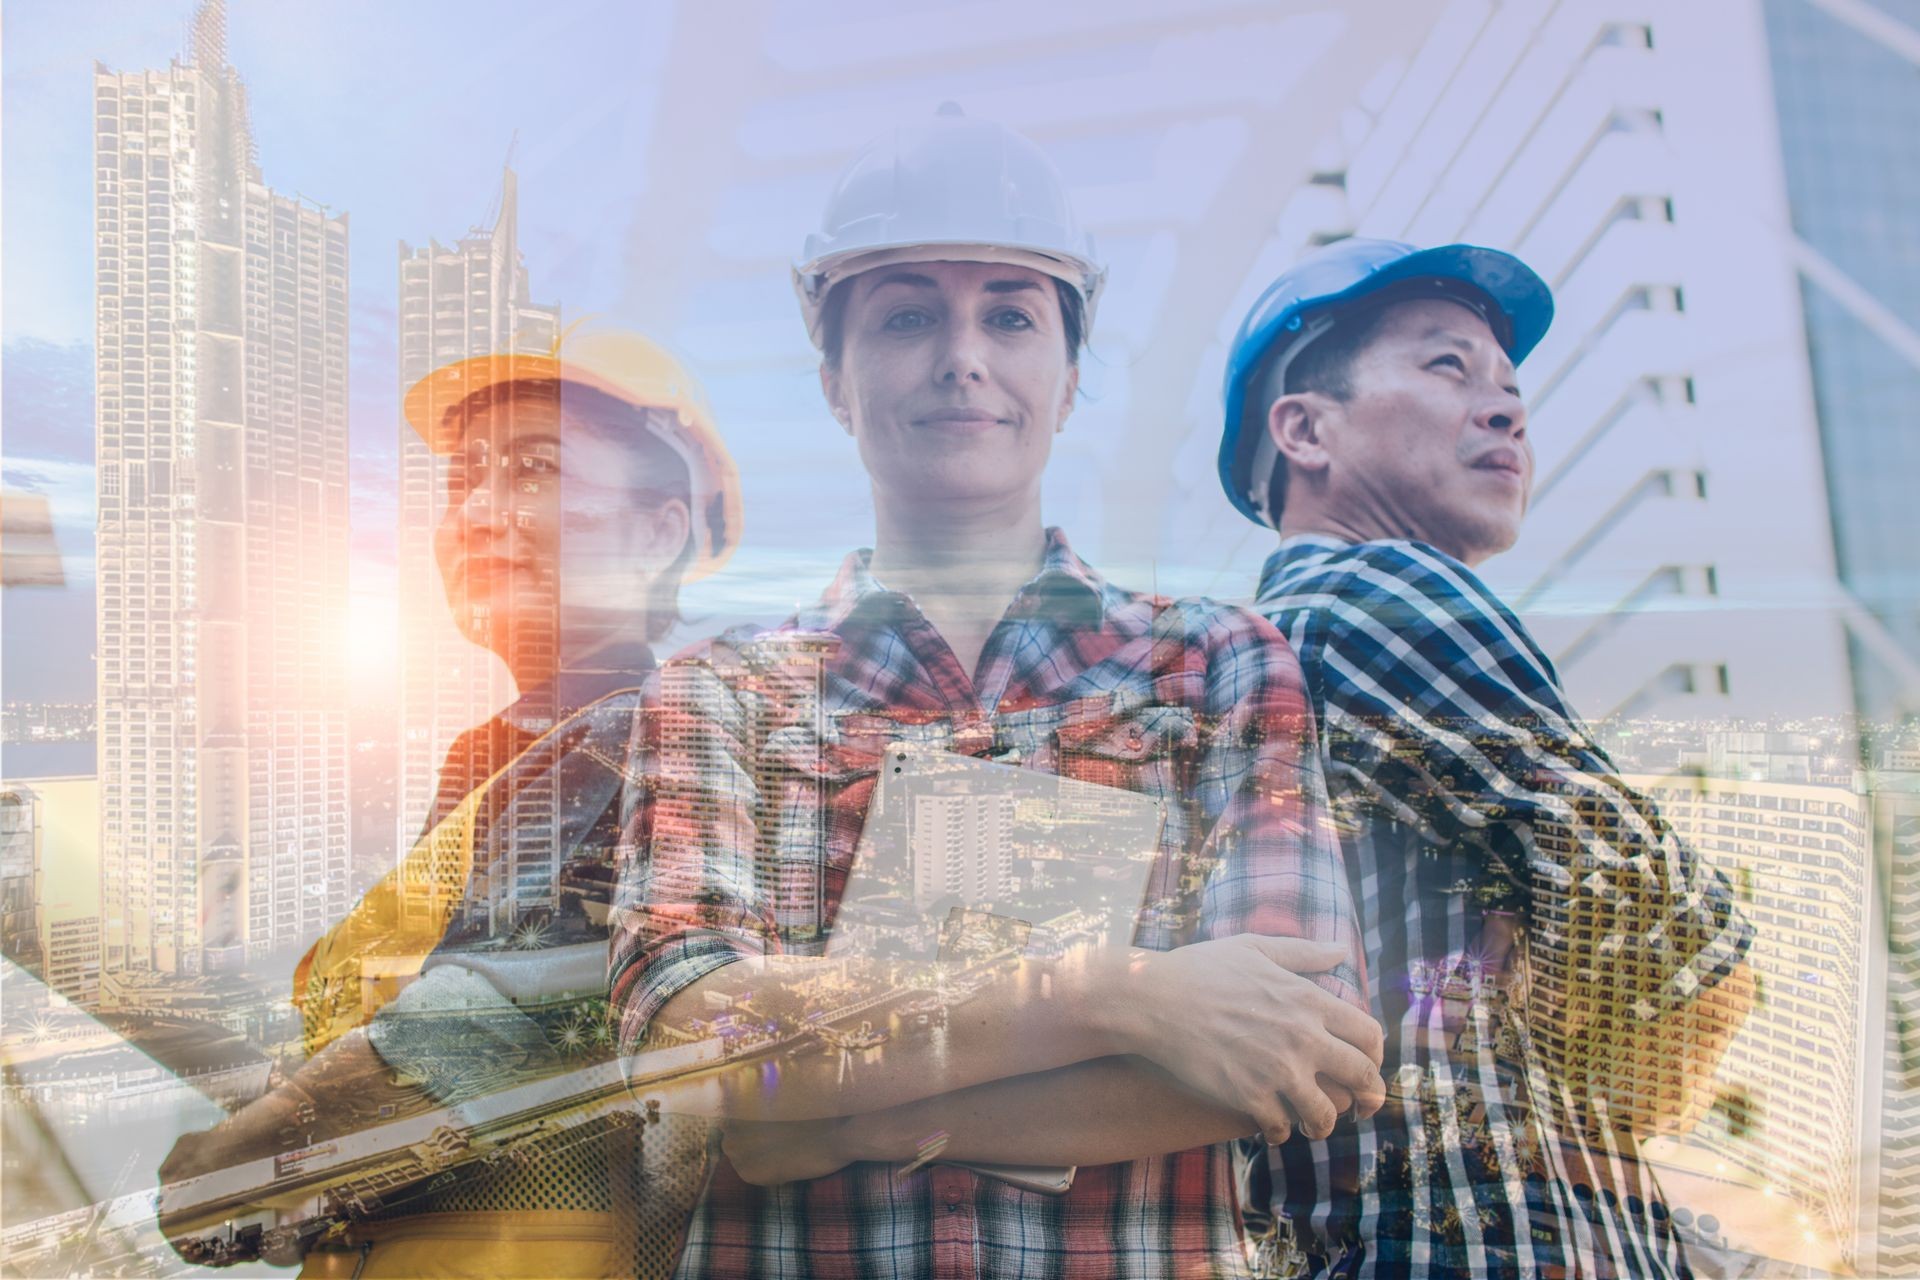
top-left (828, 741), bottom-right (1168, 965)
top-left (829, 743), bottom-right (1169, 1195)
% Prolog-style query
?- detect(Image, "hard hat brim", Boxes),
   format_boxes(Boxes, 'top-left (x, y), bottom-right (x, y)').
top-left (1361, 244), bottom-right (1553, 361)
top-left (403, 353), bottom-right (608, 456)
top-left (793, 242), bottom-right (1106, 349)
top-left (400, 344), bottom-right (744, 582)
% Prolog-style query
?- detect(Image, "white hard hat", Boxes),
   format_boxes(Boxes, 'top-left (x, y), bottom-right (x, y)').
top-left (793, 102), bottom-right (1106, 350)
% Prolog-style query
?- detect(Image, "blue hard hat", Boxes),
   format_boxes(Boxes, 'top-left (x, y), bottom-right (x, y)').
top-left (1217, 237), bottom-right (1554, 528)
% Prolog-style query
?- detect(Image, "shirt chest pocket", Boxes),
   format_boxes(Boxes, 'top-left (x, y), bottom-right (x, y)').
top-left (1053, 703), bottom-right (1198, 795)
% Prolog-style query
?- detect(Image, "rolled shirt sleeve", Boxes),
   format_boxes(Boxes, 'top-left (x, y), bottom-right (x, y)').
top-left (610, 649), bottom-right (777, 1058)
top-left (1178, 600), bottom-right (1367, 1012)
top-left (1270, 541), bottom-right (1752, 1033)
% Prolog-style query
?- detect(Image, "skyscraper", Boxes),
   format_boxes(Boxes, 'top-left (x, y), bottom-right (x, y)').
top-left (93, 0), bottom-right (349, 975)
top-left (1756, 3), bottom-right (1920, 1271)
top-left (1866, 768), bottom-right (1920, 1272)
top-left (0, 778), bottom-right (104, 1009)
top-left (646, 632), bottom-right (832, 944)
top-left (393, 169), bottom-right (560, 864)
top-left (910, 792), bottom-right (1017, 909)
top-left (1760, 0), bottom-right (1920, 725)
top-left (0, 789), bottom-right (43, 978)
top-left (1623, 770), bottom-right (1873, 1268)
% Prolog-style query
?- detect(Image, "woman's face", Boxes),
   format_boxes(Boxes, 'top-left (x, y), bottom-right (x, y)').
top-left (434, 396), bottom-right (685, 659)
top-left (822, 260), bottom-right (1078, 512)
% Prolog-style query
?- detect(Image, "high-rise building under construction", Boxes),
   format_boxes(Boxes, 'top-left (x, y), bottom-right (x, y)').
top-left (93, 0), bottom-right (349, 975)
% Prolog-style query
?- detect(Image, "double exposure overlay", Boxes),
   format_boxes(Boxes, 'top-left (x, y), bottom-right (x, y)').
top-left (4, 2), bottom-right (1919, 1278)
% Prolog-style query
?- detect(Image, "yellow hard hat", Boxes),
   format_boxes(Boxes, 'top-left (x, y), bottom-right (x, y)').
top-left (402, 325), bottom-right (743, 580)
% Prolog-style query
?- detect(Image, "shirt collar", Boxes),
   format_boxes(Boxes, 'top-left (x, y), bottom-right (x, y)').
top-left (1256, 532), bottom-right (1488, 602)
top-left (801, 527), bottom-right (1109, 633)
top-left (1256, 532), bottom-right (1358, 601)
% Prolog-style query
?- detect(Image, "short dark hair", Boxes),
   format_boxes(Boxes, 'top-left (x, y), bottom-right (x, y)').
top-left (447, 378), bottom-right (694, 643)
top-left (817, 274), bottom-right (1087, 370)
top-left (1251, 303), bottom-right (1395, 520)
top-left (1283, 304), bottom-right (1396, 402)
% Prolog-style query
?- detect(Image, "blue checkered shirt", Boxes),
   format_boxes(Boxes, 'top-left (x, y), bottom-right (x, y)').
top-left (1251, 535), bottom-right (1753, 1280)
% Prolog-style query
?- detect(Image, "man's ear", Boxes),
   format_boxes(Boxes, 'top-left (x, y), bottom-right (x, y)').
top-left (1268, 392), bottom-right (1335, 477)
top-left (640, 497), bottom-right (692, 567)
top-left (1055, 364), bottom-right (1080, 433)
top-left (820, 365), bottom-right (853, 436)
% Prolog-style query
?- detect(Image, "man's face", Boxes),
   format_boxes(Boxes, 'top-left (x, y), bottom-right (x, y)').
top-left (432, 394), bottom-right (664, 658)
top-left (821, 260), bottom-right (1078, 511)
top-left (1311, 298), bottom-right (1531, 565)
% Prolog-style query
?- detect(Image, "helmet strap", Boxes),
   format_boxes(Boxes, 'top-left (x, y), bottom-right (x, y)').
top-left (1243, 313), bottom-right (1337, 527)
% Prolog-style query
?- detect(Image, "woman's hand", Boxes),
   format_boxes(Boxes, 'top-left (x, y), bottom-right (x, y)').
top-left (1110, 935), bottom-right (1385, 1144)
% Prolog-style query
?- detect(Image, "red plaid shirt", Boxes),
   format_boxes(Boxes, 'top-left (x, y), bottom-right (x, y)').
top-left (611, 530), bottom-right (1365, 1279)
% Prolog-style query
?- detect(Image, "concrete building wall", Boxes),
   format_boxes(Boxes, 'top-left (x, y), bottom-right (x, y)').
top-left (1231, 0), bottom-right (1854, 723)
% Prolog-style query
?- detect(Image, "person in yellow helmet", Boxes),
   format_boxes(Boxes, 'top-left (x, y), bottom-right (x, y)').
top-left (158, 328), bottom-right (741, 1279)
top-left (390, 326), bottom-right (742, 930)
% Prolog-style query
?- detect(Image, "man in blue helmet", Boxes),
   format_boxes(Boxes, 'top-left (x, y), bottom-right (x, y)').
top-left (1217, 238), bottom-right (1755, 1279)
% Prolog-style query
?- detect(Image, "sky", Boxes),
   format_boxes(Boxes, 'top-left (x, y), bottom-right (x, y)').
top-left (4, 0), bottom-right (1905, 722)
top-left (3, 0), bottom-right (681, 702)
top-left (0, 0), bottom-right (1313, 705)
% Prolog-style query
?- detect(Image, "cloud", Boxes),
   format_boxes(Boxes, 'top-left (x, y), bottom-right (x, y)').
top-left (1, 456), bottom-right (93, 520)
top-left (2, 339), bottom-right (94, 465)
top-left (2, 464), bottom-right (55, 494)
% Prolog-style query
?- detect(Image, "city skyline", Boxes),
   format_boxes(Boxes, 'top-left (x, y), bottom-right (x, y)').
top-left (5, 0), bottom-right (1920, 1273)
top-left (3, 0), bottom-right (1908, 723)
top-left (4, 0), bottom-right (677, 711)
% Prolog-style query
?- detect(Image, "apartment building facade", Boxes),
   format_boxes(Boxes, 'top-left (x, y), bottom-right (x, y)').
top-left (93, 0), bottom-right (349, 975)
